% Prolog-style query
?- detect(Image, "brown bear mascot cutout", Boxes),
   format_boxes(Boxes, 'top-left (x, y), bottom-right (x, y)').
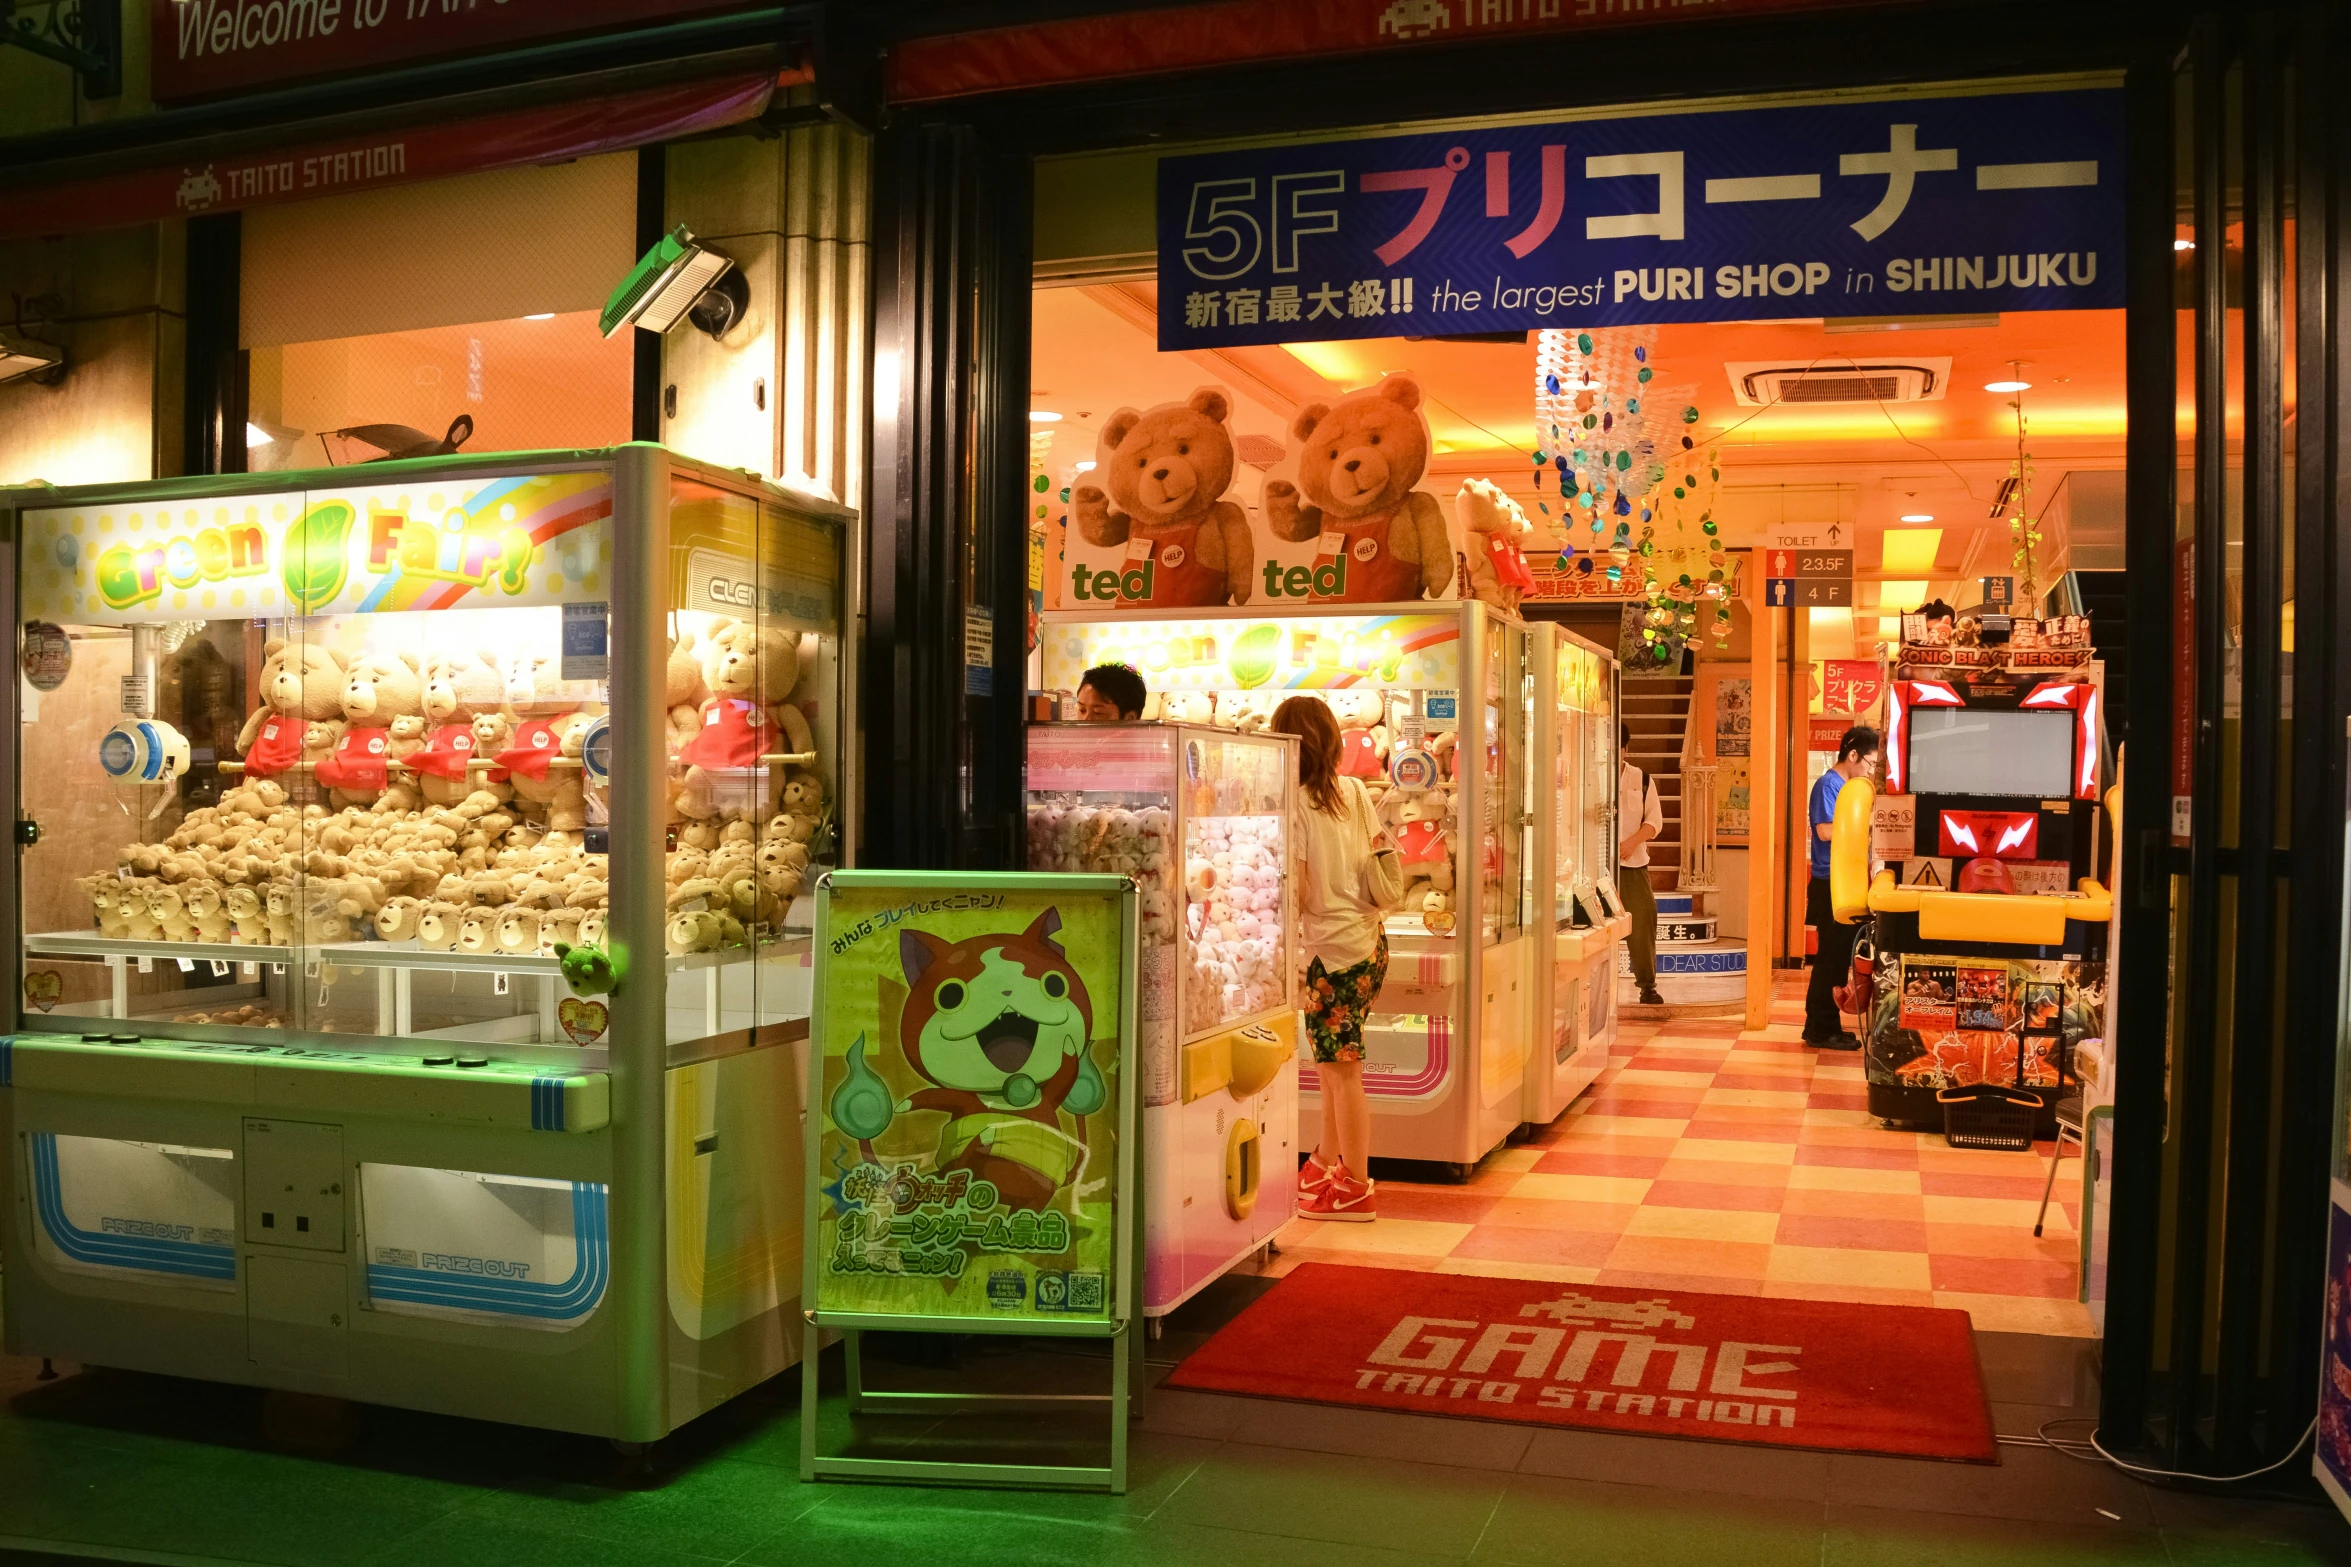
top-left (1071, 386), bottom-right (1255, 607)
top-left (1264, 375), bottom-right (1455, 602)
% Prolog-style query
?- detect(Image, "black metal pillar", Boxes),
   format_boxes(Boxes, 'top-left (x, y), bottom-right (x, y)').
top-left (863, 121), bottom-right (1031, 871)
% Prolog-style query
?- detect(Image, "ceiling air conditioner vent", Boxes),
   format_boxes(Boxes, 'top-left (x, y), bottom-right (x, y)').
top-left (1725, 358), bottom-right (1951, 408)
top-left (1235, 434), bottom-right (1285, 469)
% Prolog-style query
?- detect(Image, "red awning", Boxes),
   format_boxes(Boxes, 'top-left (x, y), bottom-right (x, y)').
top-left (889, 0), bottom-right (1901, 104)
top-left (0, 70), bottom-right (783, 242)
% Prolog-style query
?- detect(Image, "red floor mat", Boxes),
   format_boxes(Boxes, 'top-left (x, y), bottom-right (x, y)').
top-left (1167, 1263), bottom-right (1997, 1462)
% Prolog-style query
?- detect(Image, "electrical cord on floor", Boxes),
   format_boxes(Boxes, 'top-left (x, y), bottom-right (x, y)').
top-left (2003, 1415), bottom-right (2324, 1486)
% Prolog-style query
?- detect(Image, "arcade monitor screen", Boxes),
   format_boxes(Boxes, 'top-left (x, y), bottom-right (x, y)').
top-left (1907, 709), bottom-right (2074, 798)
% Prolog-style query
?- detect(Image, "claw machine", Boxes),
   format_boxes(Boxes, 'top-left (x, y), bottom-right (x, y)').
top-left (1037, 600), bottom-right (1533, 1180)
top-left (0, 445), bottom-right (852, 1442)
top-left (1526, 625), bottom-right (1624, 1126)
top-left (1024, 722), bottom-right (1297, 1319)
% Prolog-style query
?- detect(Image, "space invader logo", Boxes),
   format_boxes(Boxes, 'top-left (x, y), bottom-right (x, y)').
top-left (177, 167), bottom-right (222, 212)
top-left (1520, 1291), bottom-right (1696, 1332)
top-left (1378, 0), bottom-right (1452, 41)
top-left (986, 1269), bottom-right (1028, 1310)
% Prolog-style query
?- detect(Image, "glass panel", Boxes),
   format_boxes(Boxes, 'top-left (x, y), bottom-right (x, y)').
top-left (662, 480), bottom-right (845, 1049)
top-left (16, 468), bottom-right (620, 1047)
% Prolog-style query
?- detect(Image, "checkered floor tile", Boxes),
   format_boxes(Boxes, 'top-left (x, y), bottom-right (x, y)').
top-left (1260, 972), bottom-right (2096, 1337)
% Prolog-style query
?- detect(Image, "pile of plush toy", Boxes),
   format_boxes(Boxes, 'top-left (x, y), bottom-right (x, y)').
top-left (1183, 813), bottom-right (1283, 1022)
top-left (78, 617), bottom-right (828, 964)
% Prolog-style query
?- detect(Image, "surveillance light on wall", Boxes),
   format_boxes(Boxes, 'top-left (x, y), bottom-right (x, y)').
top-left (0, 331), bottom-right (65, 386)
top-left (601, 225), bottom-right (748, 340)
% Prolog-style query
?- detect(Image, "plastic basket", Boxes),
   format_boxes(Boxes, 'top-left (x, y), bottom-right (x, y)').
top-left (1936, 1084), bottom-right (2041, 1152)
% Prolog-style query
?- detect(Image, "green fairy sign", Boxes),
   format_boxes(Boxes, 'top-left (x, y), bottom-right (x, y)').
top-left (806, 872), bottom-right (1135, 1325)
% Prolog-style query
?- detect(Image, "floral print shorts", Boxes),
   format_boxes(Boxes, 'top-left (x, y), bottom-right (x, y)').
top-left (1302, 933), bottom-right (1390, 1065)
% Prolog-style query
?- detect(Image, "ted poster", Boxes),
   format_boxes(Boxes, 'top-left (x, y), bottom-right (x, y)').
top-left (808, 872), bottom-right (1133, 1325)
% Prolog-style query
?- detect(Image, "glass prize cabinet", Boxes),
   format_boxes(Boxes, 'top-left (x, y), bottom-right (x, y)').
top-left (1038, 600), bottom-right (1533, 1179)
top-left (1526, 625), bottom-right (1622, 1126)
top-left (0, 446), bottom-right (852, 1441)
top-left (1025, 722), bottom-right (1297, 1317)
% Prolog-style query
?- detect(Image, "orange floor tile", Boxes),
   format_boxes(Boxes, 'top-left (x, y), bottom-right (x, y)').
top-left (1264, 972), bottom-right (2097, 1337)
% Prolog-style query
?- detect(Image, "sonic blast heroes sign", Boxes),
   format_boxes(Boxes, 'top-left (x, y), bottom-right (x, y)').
top-left (810, 876), bottom-right (1130, 1325)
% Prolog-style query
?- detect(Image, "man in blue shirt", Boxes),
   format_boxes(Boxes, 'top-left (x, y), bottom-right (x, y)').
top-left (1804, 725), bottom-right (1880, 1048)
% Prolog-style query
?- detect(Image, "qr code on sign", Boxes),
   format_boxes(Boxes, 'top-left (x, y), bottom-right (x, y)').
top-left (1066, 1272), bottom-right (1104, 1312)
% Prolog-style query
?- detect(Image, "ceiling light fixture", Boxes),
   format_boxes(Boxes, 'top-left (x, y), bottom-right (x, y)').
top-left (2174, 238), bottom-right (2195, 251)
top-left (1880, 529), bottom-right (1944, 574)
top-left (601, 225), bottom-right (747, 340)
top-left (1985, 379), bottom-right (2032, 393)
top-left (1074, 459), bottom-right (1096, 471)
top-left (1898, 512), bottom-right (1935, 523)
top-left (523, 312), bottom-right (555, 321)
top-left (1029, 411), bottom-right (1064, 423)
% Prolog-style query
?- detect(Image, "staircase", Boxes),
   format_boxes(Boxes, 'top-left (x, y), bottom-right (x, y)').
top-left (1621, 674), bottom-right (1693, 876)
top-left (1618, 670), bottom-right (1746, 1017)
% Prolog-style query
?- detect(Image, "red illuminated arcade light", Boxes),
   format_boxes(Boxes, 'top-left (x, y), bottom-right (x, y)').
top-left (1939, 809), bottom-right (2038, 859)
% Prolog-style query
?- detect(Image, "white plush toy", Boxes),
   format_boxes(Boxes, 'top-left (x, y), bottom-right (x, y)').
top-left (1453, 477), bottom-right (1536, 613)
top-left (1158, 690), bottom-right (1216, 726)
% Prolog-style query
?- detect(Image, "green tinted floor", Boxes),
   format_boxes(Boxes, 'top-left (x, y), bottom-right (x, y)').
top-left (2, 1281), bottom-right (2346, 1567)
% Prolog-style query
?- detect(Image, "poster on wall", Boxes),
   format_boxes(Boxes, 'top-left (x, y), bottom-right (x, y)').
top-left (1823, 659), bottom-right (1886, 718)
top-left (806, 872), bottom-right (1134, 1326)
top-left (1156, 88), bottom-right (2124, 348)
top-left (1714, 677), bottom-right (1752, 758)
top-left (1057, 378), bottom-right (1552, 615)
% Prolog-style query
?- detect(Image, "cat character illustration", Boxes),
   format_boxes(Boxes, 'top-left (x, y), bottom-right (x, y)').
top-left (840, 907), bottom-right (1109, 1213)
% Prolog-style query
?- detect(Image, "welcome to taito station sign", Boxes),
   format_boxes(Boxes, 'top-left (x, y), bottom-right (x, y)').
top-left (152, 0), bottom-right (755, 101)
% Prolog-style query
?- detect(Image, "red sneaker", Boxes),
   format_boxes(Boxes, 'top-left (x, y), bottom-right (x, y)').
top-left (1300, 1170), bottom-right (1376, 1223)
top-left (1299, 1150), bottom-right (1341, 1196)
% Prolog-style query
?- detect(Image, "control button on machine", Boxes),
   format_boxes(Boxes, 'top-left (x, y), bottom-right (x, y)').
top-left (80, 1033), bottom-right (109, 1043)
top-left (454, 1055), bottom-right (490, 1069)
top-left (109, 1034), bottom-right (140, 1044)
top-left (421, 1054), bottom-right (457, 1067)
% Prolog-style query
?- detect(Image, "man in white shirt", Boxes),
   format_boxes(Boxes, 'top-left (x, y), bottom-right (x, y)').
top-left (1618, 721), bottom-right (1665, 1008)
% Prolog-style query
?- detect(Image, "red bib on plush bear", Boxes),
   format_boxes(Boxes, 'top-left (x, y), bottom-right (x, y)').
top-left (1311, 515), bottom-right (1427, 603)
top-left (244, 715), bottom-right (304, 778)
top-left (1337, 729), bottom-right (1384, 778)
top-left (1395, 819), bottom-right (1449, 864)
top-left (313, 726), bottom-right (391, 791)
top-left (677, 698), bottom-right (769, 769)
top-left (1487, 531), bottom-right (1537, 589)
top-left (494, 715), bottom-right (572, 782)
top-left (414, 723), bottom-right (486, 781)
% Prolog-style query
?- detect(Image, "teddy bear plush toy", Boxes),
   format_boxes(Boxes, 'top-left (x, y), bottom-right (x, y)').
top-left (1452, 478), bottom-right (1538, 612)
top-left (419, 649), bottom-right (504, 725)
top-left (1388, 787), bottom-right (1458, 911)
top-left (1324, 690), bottom-right (1391, 784)
top-left (1071, 387), bottom-right (1255, 608)
top-left (236, 639), bottom-right (347, 780)
top-left (315, 651), bottom-right (423, 810)
top-left (676, 617), bottom-right (804, 822)
top-left (1155, 690), bottom-right (1216, 726)
top-left (1264, 376), bottom-right (1455, 603)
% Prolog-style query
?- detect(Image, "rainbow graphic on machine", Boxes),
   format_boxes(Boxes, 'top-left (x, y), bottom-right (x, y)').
top-left (1040, 610), bottom-right (1461, 694)
top-left (20, 470), bottom-right (613, 624)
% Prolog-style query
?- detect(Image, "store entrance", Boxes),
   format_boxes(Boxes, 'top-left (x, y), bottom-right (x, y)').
top-left (1025, 277), bottom-right (2123, 1336)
